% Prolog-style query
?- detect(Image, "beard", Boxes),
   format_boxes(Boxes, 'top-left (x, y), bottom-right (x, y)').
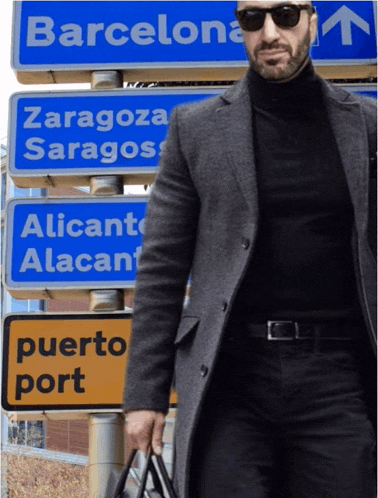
top-left (247, 31), bottom-right (312, 81)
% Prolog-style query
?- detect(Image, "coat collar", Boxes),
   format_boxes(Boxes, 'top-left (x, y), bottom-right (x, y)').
top-left (216, 75), bottom-right (369, 230)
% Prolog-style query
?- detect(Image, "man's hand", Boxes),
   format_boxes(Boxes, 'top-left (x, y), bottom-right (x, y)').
top-left (126, 410), bottom-right (166, 456)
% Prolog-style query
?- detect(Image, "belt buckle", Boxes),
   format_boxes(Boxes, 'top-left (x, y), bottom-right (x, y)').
top-left (267, 321), bottom-right (299, 341)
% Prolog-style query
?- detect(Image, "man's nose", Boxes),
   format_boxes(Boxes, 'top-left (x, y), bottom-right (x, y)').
top-left (261, 14), bottom-right (280, 42)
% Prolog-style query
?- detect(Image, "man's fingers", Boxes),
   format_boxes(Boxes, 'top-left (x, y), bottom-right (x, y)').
top-left (126, 410), bottom-right (165, 455)
top-left (151, 413), bottom-right (165, 456)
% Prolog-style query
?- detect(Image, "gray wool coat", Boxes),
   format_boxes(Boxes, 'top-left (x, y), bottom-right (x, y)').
top-left (124, 75), bottom-right (377, 498)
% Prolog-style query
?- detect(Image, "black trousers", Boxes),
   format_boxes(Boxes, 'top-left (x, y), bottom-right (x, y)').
top-left (190, 332), bottom-right (376, 498)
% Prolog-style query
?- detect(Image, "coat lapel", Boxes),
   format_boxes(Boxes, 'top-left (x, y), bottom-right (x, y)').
top-left (321, 81), bottom-right (369, 233)
top-left (216, 78), bottom-right (259, 217)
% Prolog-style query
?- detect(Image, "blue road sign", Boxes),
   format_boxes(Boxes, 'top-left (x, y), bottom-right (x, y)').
top-left (12, 1), bottom-right (377, 75)
top-left (8, 84), bottom-right (376, 188)
top-left (5, 197), bottom-right (148, 299)
top-left (8, 89), bottom-right (221, 187)
top-left (313, 1), bottom-right (377, 64)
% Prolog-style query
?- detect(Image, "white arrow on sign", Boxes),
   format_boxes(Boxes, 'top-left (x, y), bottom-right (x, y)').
top-left (322, 5), bottom-right (370, 46)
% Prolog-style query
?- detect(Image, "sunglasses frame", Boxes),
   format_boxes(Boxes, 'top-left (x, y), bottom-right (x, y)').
top-left (235, 4), bottom-right (316, 32)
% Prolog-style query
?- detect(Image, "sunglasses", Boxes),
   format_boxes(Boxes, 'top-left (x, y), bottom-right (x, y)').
top-left (235, 4), bottom-right (315, 32)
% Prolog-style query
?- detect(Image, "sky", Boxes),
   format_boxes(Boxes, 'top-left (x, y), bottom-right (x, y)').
top-left (0, 0), bottom-right (88, 144)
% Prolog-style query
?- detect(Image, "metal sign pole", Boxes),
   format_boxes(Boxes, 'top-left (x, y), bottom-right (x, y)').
top-left (89, 71), bottom-right (125, 498)
top-left (89, 413), bottom-right (125, 498)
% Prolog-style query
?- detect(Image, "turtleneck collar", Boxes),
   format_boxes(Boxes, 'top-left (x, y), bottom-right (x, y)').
top-left (247, 59), bottom-right (323, 111)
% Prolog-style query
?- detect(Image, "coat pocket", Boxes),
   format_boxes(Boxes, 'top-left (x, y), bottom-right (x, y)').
top-left (174, 316), bottom-right (200, 347)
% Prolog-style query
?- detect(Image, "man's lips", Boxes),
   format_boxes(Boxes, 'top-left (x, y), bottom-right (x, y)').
top-left (258, 49), bottom-right (288, 58)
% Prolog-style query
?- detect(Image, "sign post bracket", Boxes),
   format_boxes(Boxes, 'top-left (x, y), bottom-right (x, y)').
top-left (90, 71), bottom-right (124, 197)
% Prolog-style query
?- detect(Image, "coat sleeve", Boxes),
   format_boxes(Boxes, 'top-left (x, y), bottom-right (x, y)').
top-left (123, 106), bottom-right (200, 414)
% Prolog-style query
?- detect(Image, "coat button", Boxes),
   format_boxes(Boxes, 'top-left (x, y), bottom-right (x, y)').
top-left (200, 365), bottom-right (209, 377)
top-left (242, 237), bottom-right (250, 250)
top-left (222, 301), bottom-right (228, 312)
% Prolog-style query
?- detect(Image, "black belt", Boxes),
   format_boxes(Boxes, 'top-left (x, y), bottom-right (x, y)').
top-left (233, 321), bottom-right (360, 341)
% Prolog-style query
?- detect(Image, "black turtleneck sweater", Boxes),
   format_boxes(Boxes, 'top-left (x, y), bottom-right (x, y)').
top-left (231, 62), bottom-right (362, 323)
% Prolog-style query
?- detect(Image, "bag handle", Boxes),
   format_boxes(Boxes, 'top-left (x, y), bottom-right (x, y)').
top-left (114, 448), bottom-right (138, 498)
top-left (149, 457), bottom-right (166, 496)
top-left (135, 449), bottom-right (153, 498)
top-left (114, 448), bottom-right (177, 498)
top-left (155, 454), bottom-right (178, 498)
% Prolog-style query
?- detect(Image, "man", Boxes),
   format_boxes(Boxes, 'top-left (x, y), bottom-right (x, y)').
top-left (124, 1), bottom-right (377, 497)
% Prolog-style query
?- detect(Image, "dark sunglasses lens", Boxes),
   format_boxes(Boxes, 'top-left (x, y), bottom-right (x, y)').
top-left (236, 5), bottom-right (302, 31)
top-left (272, 6), bottom-right (301, 28)
top-left (238, 10), bottom-right (265, 32)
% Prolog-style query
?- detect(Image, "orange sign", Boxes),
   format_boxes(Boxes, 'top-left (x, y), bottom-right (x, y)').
top-left (2, 313), bottom-right (177, 413)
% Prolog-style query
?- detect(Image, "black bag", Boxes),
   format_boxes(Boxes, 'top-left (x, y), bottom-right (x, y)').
top-left (114, 448), bottom-right (178, 498)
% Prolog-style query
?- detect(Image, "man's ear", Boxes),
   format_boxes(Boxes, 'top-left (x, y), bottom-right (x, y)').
top-left (309, 11), bottom-right (318, 45)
